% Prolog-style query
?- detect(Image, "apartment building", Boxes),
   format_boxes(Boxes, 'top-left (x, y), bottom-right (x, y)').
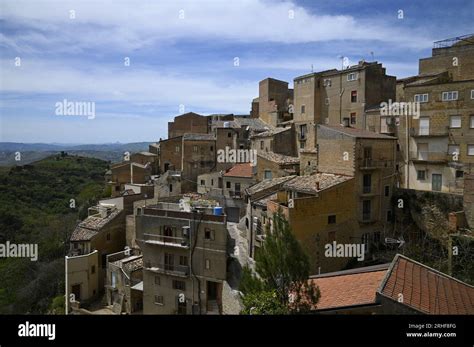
top-left (135, 199), bottom-right (227, 314)
top-left (293, 62), bottom-right (396, 152)
top-left (396, 34), bottom-right (474, 193)
top-left (317, 124), bottom-right (397, 243)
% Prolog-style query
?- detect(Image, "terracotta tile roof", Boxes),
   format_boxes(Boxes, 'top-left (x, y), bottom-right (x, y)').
top-left (246, 175), bottom-right (296, 196)
top-left (283, 173), bottom-right (353, 194)
top-left (258, 151), bottom-right (299, 165)
top-left (309, 264), bottom-right (389, 310)
top-left (234, 118), bottom-right (272, 131)
top-left (250, 127), bottom-right (290, 139)
top-left (319, 124), bottom-right (396, 139)
top-left (70, 209), bottom-right (122, 241)
top-left (223, 163), bottom-right (254, 178)
top-left (378, 254), bottom-right (474, 314)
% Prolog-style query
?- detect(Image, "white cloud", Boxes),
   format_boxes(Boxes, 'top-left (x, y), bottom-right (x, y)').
top-left (0, 0), bottom-right (433, 53)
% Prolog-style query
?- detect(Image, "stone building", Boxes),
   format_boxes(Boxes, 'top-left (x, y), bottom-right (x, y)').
top-left (256, 151), bottom-right (300, 181)
top-left (293, 61), bottom-right (396, 152)
top-left (222, 163), bottom-right (256, 198)
top-left (135, 199), bottom-right (227, 314)
top-left (108, 162), bottom-right (152, 196)
top-left (168, 112), bottom-right (209, 138)
top-left (257, 78), bottom-right (294, 127)
top-left (395, 34), bottom-right (474, 193)
top-left (250, 124), bottom-right (297, 157)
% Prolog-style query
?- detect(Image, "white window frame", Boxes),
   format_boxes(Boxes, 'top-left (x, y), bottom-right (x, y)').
top-left (449, 115), bottom-right (462, 128)
top-left (414, 94), bottom-right (428, 103)
top-left (442, 91), bottom-right (458, 101)
top-left (471, 90), bottom-right (474, 99)
top-left (470, 115), bottom-right (474, 129)
top-left (347, 72), bottom-right (358, 81)
top-left (468, 145), bottom-right (474, 156)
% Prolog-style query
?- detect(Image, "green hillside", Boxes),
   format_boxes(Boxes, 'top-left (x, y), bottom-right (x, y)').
top-left (0, 153), bottom-right (109, 313)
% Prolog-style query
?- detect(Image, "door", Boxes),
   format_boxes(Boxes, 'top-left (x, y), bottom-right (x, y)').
top-left (235, 183), bottom-right (241, 197)
top-left (419, 118), bottom-right (430, 135)
top-left (71, 284), bottom-right (81, 301)
top-left (432, 174), bottom-right (442, 191)
top-left (164, 253), bottom-right (174, 271)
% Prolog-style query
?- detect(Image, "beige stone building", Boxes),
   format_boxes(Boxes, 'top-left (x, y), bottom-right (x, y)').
top-left (293, 61), bottom-right (396, 152)
top-left (256, 151), bottom-right (299, 181)
top-left (257, 78), bottom-right (294, 127)
top-left (135, 199), bottom-right (227, 314)
top-left (395, 34), bottom-right (474, 193)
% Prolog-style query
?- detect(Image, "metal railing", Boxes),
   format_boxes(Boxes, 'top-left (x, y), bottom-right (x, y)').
top-left (359, 158), bottom-right (394, 169)
top-left (143, 233), bottom-right (189, 247)
top-left (146, 263), bottom-right (189, 277)
top-left (409, 151), bottom-right (448, 162)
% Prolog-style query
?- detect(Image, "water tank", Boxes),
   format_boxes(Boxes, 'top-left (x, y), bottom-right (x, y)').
top-left (213, 207), bottom-right (223, 216)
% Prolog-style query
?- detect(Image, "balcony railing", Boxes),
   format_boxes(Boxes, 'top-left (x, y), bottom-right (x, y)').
top-left (362, 186), bottom-right (371, 194)
top-left (410, 126), bottom-right (449, 137)
top-left (359, 158), bottom-right (394, 169)
top-left (145, 263), bottom-right (189, 277)
top-left (142, 233), bottom-right (189, 248)
top-left (228, 190), bottom-right (242, 198)
top-left (410, 151), bottom-right (448, 162)
top-left (362, 212), bottom-right (371, 222)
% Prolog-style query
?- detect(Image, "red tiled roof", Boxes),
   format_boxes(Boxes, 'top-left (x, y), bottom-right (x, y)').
top-left (223, 163), bottom-right (253, 178)
top-left (309, 266), bottom-right (388, 310)
top-left (378, 254), bottom-right (474, 314)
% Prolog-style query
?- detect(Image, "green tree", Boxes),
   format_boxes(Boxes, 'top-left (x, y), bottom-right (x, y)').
top-left (240, 210), bottom-right (320, 314)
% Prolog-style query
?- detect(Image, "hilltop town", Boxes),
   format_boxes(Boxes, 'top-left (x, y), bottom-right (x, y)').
top-left (65, 34), bottom-right (474, 315)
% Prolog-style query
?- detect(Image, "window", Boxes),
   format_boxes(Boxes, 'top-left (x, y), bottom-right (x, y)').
top-left (169, 184), bottom-right (173, 192)
top-left (362, 233), bottom-right (370, 252)
top-left (175, 145), bottom-right (180, 153)
top-left (179, 256), bottom-right (188, 266)
top-left (323, 79), bottom-right (331, 87)
top-left (154, 295), bottom-right (164, 305)
top-left (301, 105), bottom-right (306, 114)
top-left (299, 141), bottom-right (305, 149)
top-left (172, 280), bottom-right (186, 291)
top-left (417, 170), bottom-right (426, 180)
top-left (205, 259), bottom-right (210, 270)
top-left (350, 112), bottom-right (356, 124)
top-left (384, 185), bottom-right (390, 197)
top-left (471, 90), bottom-right (474, 99)
top-left (386, 210), bottom-right (393, 222)
top-left (363, 174), bottom-right (371, 193)
top-left (362, 200), bottom-right (371, 221)
top-left (328, 231), bottom-right (336, 242)
top-left (264, 170), bottom-right (272, 179)
top-left (328, 215), bottom-right (336, 224)
top-left (450, 115), bottom-right (462, 128)
top-left (193, 145), bottom-right (198, 152)
top-left (204, 228), bottom-right (214, 240)
top-left (442, 91), bottom-right (458, 101)
top-left (155, 276), bottom-right (160, 285)
top-left (226, 181), bottom-right (231, 189)
top-left (347, 72), bottom-right (358, 81)
top-left (414, 94), bottom-right (428, 103)
top-left (260, 141), bottom-right (264, 150)
top-left (228, 132), bottom-right (232, 138)
top-left (456, 170), bottom-right (464, 179)
top-left (468, 145), bottom-right (474, 156)
top-left (448, 145), bottom-right (460, 157)
top-left (300, 124), bottom-right (307, 139)
top-left (91, 265), bottom-right (95, 274)
top-left (419, 118), bottom-right (430, 135)
top-left (210, 146), bottom-right (213, 151)
top-left (471, 115), bottom-right (474, 128)
top-left (211, 179), bottom-right (214, 186)
top-left (351, 91), bottom-right (357, 103)
top-left (200, 180), bottom-right (205, 186)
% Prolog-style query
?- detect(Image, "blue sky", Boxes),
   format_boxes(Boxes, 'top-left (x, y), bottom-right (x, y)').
top-left (0, 0), bottom-right (473, 143)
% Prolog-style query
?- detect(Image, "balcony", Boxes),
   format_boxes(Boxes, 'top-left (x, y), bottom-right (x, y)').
top-left (410, 126), bottom-right (449, 137)
top-left (410, 151), bottom-right (448, 164)
top-left (228, 190), bottom-right (242, 198)
top-left (145, 263), bottom-right (189, 277)
top-left (360, 212), bottom-right (373, 223)
top-left (142, 233), bottom-right (190, 249)
top-left (358, 158), bottom-right (394, 170)
top-left (362, 186), bottom-right (371, 194)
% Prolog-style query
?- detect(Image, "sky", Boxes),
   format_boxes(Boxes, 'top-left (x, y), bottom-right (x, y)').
top-left (0, 0), bottom-right (473, 144)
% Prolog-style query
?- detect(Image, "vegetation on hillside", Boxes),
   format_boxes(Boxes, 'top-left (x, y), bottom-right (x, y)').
top-left (0, 153), bottom-right (109, 313)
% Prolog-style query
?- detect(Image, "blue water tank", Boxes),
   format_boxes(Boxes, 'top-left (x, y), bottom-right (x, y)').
top-left (213, 207), bottom-right (223, 216)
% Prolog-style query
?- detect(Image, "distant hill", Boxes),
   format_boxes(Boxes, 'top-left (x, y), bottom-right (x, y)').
top-left (0, 154), bottom-right (110, 313)
top-left (0, 142), bottom-right (153, 166)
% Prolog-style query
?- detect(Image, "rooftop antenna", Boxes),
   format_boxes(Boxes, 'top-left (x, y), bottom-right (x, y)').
top-left (370, 51), bottom-right (374, 61)
top-left (311, 64), bottom-right (314, 72)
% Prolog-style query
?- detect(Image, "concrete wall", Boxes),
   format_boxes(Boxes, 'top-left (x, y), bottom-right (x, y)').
top-left (66, 250), bottom-right (99, 306)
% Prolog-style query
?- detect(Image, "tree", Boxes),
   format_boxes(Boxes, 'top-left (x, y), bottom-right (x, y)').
top-left (240, 210), bottom-right (320, 313)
